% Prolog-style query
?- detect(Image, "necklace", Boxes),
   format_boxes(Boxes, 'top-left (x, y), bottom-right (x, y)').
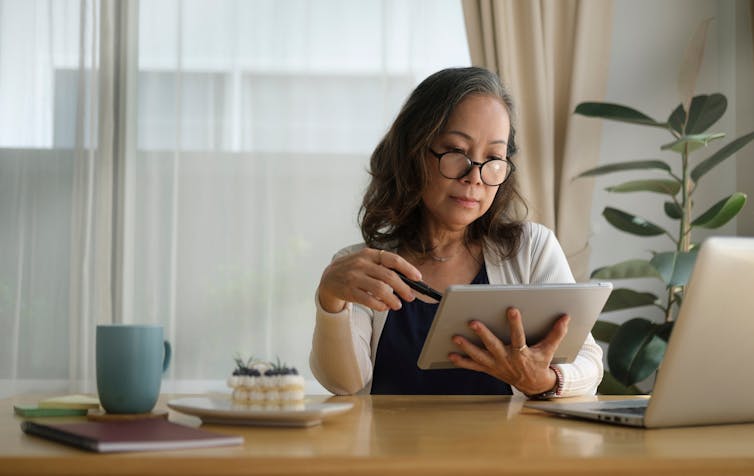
top-left (430, 254), bottom-right (451, 262)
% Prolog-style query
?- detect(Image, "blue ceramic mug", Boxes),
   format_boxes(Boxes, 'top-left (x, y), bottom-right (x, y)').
top-left (96, 324), bottom-right (171, 414)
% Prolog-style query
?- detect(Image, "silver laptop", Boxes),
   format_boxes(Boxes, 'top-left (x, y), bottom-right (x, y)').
top-left (525, 236), bottom-right (754, 428)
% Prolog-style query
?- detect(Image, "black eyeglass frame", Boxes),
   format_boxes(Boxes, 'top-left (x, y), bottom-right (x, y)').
top-left (429, 149), bottom-right (516, 186)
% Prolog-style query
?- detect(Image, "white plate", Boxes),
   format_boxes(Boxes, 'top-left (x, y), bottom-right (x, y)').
top-left (167, 397), bottom-right (354, 427)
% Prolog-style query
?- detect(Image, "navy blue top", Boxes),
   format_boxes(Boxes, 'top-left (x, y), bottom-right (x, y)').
top-left (371, 265), bottom-right (513, 395)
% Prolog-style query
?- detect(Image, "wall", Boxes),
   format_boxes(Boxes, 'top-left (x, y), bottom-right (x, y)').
top-left (733, 0), bottom-right (754, 235)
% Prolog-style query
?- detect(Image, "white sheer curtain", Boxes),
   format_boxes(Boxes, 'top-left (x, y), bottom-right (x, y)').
top-left (0, 0), bottom-right (470, 396)
top-left (0, 0), bottom-right (114, 396)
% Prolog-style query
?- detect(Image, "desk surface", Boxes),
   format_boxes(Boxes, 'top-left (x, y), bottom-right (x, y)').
top-left (2, 393), bottom-right (754, 476)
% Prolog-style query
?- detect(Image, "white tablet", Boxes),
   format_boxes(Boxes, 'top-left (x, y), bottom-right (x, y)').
top-left (417, 282), bottom-right (613, 370)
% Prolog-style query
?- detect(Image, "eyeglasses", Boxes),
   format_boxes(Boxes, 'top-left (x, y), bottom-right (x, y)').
top-left (430, 149), bottom-right (516, 186)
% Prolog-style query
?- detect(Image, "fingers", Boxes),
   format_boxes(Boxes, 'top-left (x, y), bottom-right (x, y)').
top-left (506, 307), bottom-right (527, 351)
top-left (375, 249), bottom-right (422, 281)
top-left (448, 352), bottom-right (488, 373)
top-left (507, 307), bottom-right (569, 359)
top-left (319, 247), bottom-right (423, 313)
top-left (466, 320), bottom-right (508, 361)
top-left (319, 266), bottom-right (399, 312)
top-left (369, 251), bottom-right (414, 303)
top-left (451, 335), bottom-right (497, 368)
top-left (351, 287), bottom-right (396, 312)
top-left (372, 249), bottom-right (428, 304)
top-left (535, 314), bottom-right (570, 353)
top-left (356, 264), bottom-right (406, 310)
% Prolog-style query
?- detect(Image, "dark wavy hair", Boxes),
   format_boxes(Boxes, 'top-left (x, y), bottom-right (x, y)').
top-left (359, 66), bottom-right (527, 261)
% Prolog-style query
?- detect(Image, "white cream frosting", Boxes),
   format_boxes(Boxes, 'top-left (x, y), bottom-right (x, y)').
top-left (228, 368), bottom-right (305, 403)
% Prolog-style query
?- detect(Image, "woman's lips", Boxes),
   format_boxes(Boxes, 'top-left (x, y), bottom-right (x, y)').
top-left (451, 196), bottom-right (480, 208)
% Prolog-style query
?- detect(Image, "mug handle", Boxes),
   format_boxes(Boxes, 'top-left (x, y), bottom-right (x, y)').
top-left (162, 341), bottom-right (172, 373)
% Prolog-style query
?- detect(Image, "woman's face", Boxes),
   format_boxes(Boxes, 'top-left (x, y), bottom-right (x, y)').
top-left (421, 94), bottom-right (511, 234)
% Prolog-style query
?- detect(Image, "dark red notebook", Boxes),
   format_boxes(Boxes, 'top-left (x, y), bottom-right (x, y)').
top-left (21, 418), bottom-right (243, 453)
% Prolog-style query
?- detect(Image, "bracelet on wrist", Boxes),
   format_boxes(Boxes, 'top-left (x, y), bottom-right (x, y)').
top-left (527, 365), bottom-right (564, 400)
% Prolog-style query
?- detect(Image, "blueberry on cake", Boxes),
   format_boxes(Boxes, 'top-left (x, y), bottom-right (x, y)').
top-left (227, 357), bottom-right (305, 408)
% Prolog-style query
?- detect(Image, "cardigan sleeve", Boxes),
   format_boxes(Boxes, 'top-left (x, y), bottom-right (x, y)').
top-left (555, 333), bottom-right (603, 397)
top-left (309, 245), bottom-right (375, 395)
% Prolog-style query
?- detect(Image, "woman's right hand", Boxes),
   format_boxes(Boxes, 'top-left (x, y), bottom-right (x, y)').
top-left (317, 248), bottom-right (423, 313)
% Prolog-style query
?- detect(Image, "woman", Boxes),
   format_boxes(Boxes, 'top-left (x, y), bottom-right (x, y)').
top-left (310, 67), bottom-right (602, 397)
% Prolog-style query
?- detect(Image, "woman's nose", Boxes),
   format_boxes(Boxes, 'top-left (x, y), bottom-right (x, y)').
top-left (461, 161), bottom-right (483, 185)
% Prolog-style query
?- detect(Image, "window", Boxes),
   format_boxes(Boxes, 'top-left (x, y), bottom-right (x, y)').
top-left (0, 0), bottom-right (470, 394)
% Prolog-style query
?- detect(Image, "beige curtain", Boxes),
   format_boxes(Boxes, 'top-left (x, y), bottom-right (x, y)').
top-left (462, 0), bottom-right (613, 280)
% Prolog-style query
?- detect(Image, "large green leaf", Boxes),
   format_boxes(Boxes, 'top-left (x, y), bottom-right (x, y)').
top-left (598, 371), bottom-right (642, 395)
top-left (603, 207), bottom-right (667, 236)
top-left (667, 105), bottom-right (685, 135)
top-left (608, 318), bottom-right (668, 386)
top-left (691, 131), bottom-right (754, 182)
top-left (602, 288), bottom-right (658, 312)
top-left (685, 94), bottom-right (727, 134)
top-left (692, 193), bottom-right (747, 229)
top-left (575, 102), bottom-right (666, 128)
top-left (666, 94), bottom-right (727, 135)
top-left (592, 320), bottom-right (620, 343)
top-left (576, 160), bottom-right (671, 178)
top-left (605, 179), bottom-right (680, 195)
top-left (591, 259), bottom-right (662, 280)
top-left (664, 201), bottom-right (683, 219)
top-left (661, 132), bottom-right (726, 154)
top-left (649, 250), bottom-right (699, 287)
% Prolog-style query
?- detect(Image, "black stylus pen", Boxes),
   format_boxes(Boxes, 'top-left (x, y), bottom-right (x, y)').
top-left (394, 271), bottom-right (443, 301)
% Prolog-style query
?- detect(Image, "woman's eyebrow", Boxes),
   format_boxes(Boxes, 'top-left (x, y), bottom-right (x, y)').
top-left (444, 130), bottom-right (507, 145)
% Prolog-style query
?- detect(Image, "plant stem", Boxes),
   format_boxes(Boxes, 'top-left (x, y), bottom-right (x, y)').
top-left (664, 286), bottom-right (676, 322)
top-left (680, 145), bottom-right (692, 253)
top-left (667, 143), bottom-right (693, 323)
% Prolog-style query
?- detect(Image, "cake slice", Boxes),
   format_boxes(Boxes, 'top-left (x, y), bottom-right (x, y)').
top-left (227, 357), bottom-right (305, 409)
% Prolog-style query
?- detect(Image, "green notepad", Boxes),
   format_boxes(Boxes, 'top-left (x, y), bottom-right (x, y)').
top-left (13, 404), bottom-right (89, 418)
top-left (37, 394), bottom-right (100, 410)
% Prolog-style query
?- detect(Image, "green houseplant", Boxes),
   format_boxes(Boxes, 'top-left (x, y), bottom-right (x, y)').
top-left (575, 21), bottom-right (754, 394)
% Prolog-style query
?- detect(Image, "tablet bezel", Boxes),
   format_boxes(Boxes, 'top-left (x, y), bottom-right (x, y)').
top-left (416, 282), bottom-right (613, 370)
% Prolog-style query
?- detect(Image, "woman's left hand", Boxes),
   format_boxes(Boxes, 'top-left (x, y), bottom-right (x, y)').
top-left (448, 307), bottom-right (569, 395)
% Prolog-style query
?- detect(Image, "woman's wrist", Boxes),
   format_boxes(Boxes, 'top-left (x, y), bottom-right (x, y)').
top-left (317, 288), bottom-right (347, 314)
top-left (526, 366), bottom-right (564, 400)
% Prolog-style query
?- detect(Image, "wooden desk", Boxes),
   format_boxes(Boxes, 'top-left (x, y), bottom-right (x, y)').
top-left (2, 393), bottom-right (754, 476)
